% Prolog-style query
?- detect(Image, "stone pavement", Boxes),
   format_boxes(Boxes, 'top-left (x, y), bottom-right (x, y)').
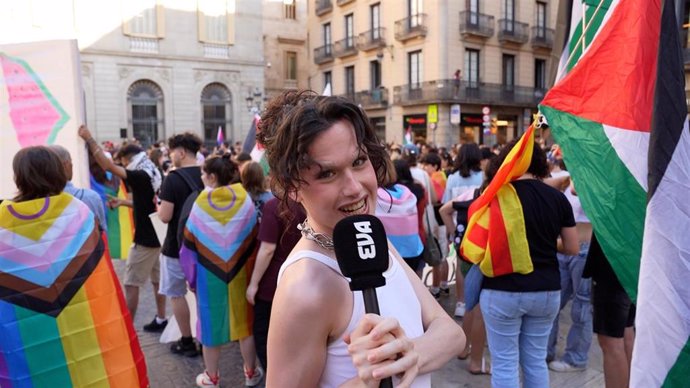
top-left (115, 260), bottom-right (605, 387)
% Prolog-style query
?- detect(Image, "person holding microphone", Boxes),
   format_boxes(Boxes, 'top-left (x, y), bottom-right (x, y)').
top-left (259, 90), bottom-right (464, 387)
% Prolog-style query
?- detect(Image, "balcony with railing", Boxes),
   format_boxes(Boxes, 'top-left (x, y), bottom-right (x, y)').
top-left (394, 14), bottom-right (428, 42)
top-left (130, 37), bottom-right (159, 53)
top-left (531, 26), bottom-right (554, 49)
top-left (315, 0), bottom-right (332, 16)
top-left (314, 44), bottom-right (334, 64)
top-left (393, 79), bottom-right (544, 107)
top-left (333, 37), bottom-right (358, 58)
top-left (458, 11), bottom-right (494, 39)
top-left (497, 19), bottom-right (529, 45)
top-left (354, 88), bottom-right (389, 109)
top-left (357, 27), bottom-right (387, 51)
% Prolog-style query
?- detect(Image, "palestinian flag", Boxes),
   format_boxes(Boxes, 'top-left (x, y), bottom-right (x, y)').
top-left (0, 193), bottom-right (148, 387)
top-left (540, 0), bottom-right (690, 385)
top-left (459, 125), bottom-right (534, 277)
top-left (555, 0), bottom-right (616, 81)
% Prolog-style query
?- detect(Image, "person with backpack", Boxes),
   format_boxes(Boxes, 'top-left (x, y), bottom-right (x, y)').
top-left (180, 154), bottom-right (262, 388)
top-left (375, 159), bottom-right (426, 273)
top-left (439, 156), bottom-right (500, 376)
top-left (156, 132), bottom-right (204, 356)
top-left (240, 161), bottom-right (274, 223)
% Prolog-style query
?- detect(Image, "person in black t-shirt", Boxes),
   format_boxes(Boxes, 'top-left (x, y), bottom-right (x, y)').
top-left (478, 138), bottom-right (579, 388)
top-left (582, 233), bottom-right (635, 388)
top-left (156, 132), bottom-right (204, 356)
top-left (79, 125), bottom-right (167, 325)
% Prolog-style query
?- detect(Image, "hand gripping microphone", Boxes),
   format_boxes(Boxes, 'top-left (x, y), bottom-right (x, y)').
top-left (333, 214), bottom-right (393, 388)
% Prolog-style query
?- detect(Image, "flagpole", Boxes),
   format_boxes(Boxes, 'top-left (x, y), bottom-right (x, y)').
top-left (581, 2), bottom-right (588, 54)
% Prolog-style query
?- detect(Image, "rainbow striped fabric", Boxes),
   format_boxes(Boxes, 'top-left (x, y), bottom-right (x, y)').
top-left (180, 184), bottom-right (258, 347)
top-left (376, 185), bottom-right (423, 259)
top-left (0, 193), bottom-right (148, 388)
top-left (90, 175), bottom-right (134, 260)
top-left (460, 125), bottom-right (535, 277)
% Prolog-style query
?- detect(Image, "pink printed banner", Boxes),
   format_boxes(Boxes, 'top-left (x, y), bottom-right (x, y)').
top-left (0, 40), bottom-right (86, 200)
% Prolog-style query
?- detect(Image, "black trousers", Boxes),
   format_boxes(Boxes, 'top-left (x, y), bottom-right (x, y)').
top-left (253, 298), bottom-right (272, 371)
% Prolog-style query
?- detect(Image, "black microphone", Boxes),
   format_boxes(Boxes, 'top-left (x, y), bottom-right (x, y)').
top-left (333, 214), bottom-right (393, 388)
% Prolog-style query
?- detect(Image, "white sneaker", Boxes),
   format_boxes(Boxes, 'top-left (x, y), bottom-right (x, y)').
top-left (548, 360), bottom-right (586, 372)
top-left (196, 371), bottom-right (220, 387)
top-left (454, 302), bottom-right (466, 317)
top-left (244, 366), bottom-right (264, 387)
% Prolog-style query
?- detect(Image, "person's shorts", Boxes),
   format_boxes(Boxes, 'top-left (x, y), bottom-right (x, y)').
top-left (592, 279), bottom-right (636, 338)
top-left (159, 254), bottom-right (188, 297)
top-left (124, 244), bottom-right (160, 287)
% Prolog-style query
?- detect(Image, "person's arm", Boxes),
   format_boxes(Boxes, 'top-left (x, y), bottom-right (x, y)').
top-left (108, 193), bottom-right (133, 208)
top-left (246, 241), bottom-right (276, 305)
top-left (157, 200), bottom-right (174, 223)
top-left (78, 125), bottom-right (127, 180)
top-left (558, 226), bottom-right (579, 255)
top-left (346, 246), bottom-right (465, 383)
top-left (439, 200), bottom-right (456, 241)
top-left (266, 262), bottom-right (336, 388)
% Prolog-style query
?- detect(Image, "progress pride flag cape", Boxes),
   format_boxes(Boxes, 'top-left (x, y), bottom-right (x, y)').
top-left (0, 193), bottom-right (147, 387)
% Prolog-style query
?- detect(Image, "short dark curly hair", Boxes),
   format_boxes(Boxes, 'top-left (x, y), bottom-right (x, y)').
top-left (257, 90), bottom-right (389, 207)
top-left (168, 132), bottom-right (202, 154)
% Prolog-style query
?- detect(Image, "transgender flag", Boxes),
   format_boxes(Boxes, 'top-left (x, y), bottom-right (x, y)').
top-left (375, 185), bottom-right (423, 259)
top-left (216, 126), bottom-right (224, 146)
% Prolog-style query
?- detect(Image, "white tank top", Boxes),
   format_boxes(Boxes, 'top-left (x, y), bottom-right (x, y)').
top-left (564, 188), bottom-right (590, 224)
top-left (277, 250), bottom-right (431, 388)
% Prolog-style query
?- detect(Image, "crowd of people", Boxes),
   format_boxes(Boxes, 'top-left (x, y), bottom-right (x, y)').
top-left (0, 89), bottom-right (637, 388)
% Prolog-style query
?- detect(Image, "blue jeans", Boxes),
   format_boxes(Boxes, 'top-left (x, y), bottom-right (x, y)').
top-left (481, 289), bottom-right (560, 388)
top-left (547, 243), bottom-right (593, 367)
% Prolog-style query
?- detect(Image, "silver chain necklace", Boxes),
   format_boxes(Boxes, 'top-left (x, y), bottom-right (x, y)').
top-left (297, 219), bottom-right (334, 251)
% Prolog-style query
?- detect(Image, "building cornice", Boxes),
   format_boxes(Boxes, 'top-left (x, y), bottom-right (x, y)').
top-left (80, 48), bottom-right (264, 67)
top-left (277, 36), bottom-right (306, 45)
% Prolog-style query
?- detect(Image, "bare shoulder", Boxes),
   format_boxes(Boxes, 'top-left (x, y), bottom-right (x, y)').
top-left (273, 257), bottom-right (351, 331)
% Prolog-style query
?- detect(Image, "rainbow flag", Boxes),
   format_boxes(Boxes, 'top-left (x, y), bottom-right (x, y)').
top-left (90, 175), bottom-right (134, 260)
top-left (0, 193), bottom-right (148, 387)
top-left (460, 125), bottom-right (535, 277)
top-left (180, 184), bottom-right (258, 346)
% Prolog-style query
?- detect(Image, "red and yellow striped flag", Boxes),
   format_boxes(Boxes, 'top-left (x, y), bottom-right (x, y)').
top-left (460, 124), bottom-right (535, 277)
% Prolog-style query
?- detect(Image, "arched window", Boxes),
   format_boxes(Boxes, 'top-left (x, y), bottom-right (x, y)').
top-left (201, 83), bottom-right (232, 147)
top-left (128, 80), bottom-right (164, 147)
